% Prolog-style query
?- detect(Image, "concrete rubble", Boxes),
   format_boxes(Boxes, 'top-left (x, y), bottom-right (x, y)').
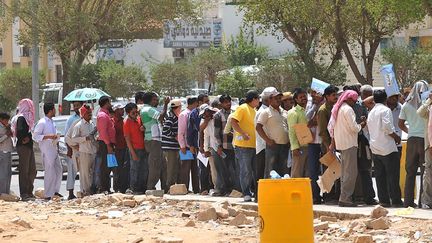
top-left (169, 184), bottom-right (188, 195)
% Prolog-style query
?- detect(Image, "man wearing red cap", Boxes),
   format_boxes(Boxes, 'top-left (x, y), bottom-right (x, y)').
top-left (72, 104), bottom-right (97, 196)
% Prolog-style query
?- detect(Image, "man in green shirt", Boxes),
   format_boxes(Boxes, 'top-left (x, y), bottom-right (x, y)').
top-left (287, 88), bottom-right (309, 178)
top-left (141, 92), bottom-right (169, 191)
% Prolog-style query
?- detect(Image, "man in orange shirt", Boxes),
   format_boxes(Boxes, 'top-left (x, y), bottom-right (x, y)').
top-left (124, 103), bottom-right (147, 194)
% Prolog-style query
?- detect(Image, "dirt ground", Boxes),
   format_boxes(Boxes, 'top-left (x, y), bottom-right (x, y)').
top-left (0, 194), bottom-right (431, 243)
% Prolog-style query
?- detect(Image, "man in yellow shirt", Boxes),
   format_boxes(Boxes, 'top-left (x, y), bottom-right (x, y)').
top-left (231, 90), bottom-right (260, 202)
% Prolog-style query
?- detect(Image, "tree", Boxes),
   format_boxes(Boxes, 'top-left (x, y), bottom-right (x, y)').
top-left (1, 0), bottom-right (198, 114)
top-left (192, 46), bottom-right (229, 89)
top-left (0, 68), bottom-right (45, 111)
top-left (225, 28), bottom-right (268, 66)
top-left (99, 61), bottom-right (148, 99)
top-left (240, 0), bottom-right (343, 83)
top-left (382, 45), bottom-right (432, 88)
top-left (257, 55), bottom-right (346, 92)
top-left (150, 61), bottom-right (194, 97)
top-left (215, 68), bottom-right (255, 98)
top-left (318, 0), bottom-right (425, 85)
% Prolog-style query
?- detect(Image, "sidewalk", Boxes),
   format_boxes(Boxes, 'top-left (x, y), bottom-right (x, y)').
top-left (164, 194), bottom-right (432, 220)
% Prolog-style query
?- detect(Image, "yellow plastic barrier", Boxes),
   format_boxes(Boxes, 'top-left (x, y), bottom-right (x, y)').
top-left (258, 178), bottom-right (314, 243)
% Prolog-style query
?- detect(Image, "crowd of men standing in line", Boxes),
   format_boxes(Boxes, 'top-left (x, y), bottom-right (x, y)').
top-left (0, 82), bottom-right (432, 208)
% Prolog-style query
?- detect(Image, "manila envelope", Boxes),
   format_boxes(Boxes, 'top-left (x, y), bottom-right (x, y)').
top-left (292, 123), bottom-right (313, 146)
top-left (317, 152), bottom-right (341, 193)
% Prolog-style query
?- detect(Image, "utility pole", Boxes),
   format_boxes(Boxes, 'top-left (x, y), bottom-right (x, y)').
top-left (31, 0), bottom-right (39, 119)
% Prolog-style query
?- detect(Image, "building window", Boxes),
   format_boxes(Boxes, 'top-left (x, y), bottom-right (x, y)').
top-left (409, 37), bottom-right (419, 49)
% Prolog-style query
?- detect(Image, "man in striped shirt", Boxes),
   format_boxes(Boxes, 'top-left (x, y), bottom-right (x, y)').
top-left (161, 99), bottom-right (182, 192)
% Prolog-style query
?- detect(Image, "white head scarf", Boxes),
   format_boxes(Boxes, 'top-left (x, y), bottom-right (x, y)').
top-left (406, 80), bottom-right (429, 109)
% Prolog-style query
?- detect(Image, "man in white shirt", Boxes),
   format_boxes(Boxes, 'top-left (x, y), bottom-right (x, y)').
top-left (33, 103), bottom-right (62, 200)
top-left (332, 90), bottom-right (366, 207)
top-left (368, 90), bottom-right (403, 207)
top-left (72, 105), bottom-right (97, 196)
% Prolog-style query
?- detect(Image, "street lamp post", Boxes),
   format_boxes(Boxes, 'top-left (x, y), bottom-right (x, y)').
top-left (31, 0), bottom-right (39, 119)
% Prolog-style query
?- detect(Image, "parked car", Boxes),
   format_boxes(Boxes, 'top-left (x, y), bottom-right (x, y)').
top-left (11, 115), bottom-right (70, 172)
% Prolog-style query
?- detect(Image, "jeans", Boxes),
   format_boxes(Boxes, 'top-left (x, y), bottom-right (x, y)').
top-left (129, 149), bottom-right (148, 193)
top-left (307, 144), bottom-right (322, 201)
top-left (212, 149), bottom-right (237, 193)
top-left (235, 147), bottom-right (256, 197)
top-left (264, 144), bottom-right (289, 178)
top-left (0, 152), bottom-right (12, 194)
top-left (199, 161), bottom-right (211, 192)
top-left (373, 152), bottom-right (402, 205)
top-left (114, 148), bottom-right (129, 193)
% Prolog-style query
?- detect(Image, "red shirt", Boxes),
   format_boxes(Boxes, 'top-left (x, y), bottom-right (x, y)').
top-left (113, 116), bottom-right (126, 149)
top-left (97, 108), bottom-right (116, 145)
top-left (123, 117), bottom-right (145, 150)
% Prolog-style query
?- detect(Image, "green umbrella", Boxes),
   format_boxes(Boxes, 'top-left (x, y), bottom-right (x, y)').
top-left (64, 88), bottom-right (110, 101)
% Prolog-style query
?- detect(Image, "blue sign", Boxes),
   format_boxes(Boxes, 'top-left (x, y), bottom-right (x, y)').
top-left (380, 64), bottom-right (400, 97)
top-left (311, 78), bottom-right (330, 95)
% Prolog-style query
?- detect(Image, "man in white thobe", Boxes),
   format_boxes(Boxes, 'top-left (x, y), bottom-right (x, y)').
top-left (33, 103), bottom-right (62, 199)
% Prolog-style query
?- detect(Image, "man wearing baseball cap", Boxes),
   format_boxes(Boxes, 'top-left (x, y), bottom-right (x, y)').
top-left (256, 88), bottom-right (289, 179)
top-left (112, 104), bottom-right (128, 193)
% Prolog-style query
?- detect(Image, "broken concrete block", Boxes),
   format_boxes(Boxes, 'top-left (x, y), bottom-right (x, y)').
top-left (239, 209), bottom-right (258, 217)
top-left (227, 207), bottom-right (238, 217)
top-left (34, 188), bottom-right (45, 199)
top-left (319, 216), bottom-right (337, 222)
top-left (122, 199), bottom-right (137, 208)
top-left (185, 220), bottom-right (196, 227)
top-left (0, 193), bottom-right (19, 202)
top-left (354, 234), bottom-right (373, 243)
top-left (314, 222), bottom-right (329, 231)
top-left (97, 215), bottom-right (109, 220)
top-left (197, 207), bottom-right (217, 221)
top-left (370, 205), bottom-right (388, 219)
top-left (366, 217), bottom-right (390, 230)
top-left (169, 184), bottom-right (188, 195)
top-left (145, 190), bottom-right (164, 197)
top-left (216, 208), bottom-right (229, 219)
top-left (229, 213), bottom-right (251, 226)
top-left (221, 201), bottom-right (230, 209)
top-left (133, 195), bottom-right (147, 205)
top-left (156, 237), bottom-right (183, 243)
top-left (229, 190), bottom-right (243, 198)
top-left (11, 217), bottom-right (32, 229)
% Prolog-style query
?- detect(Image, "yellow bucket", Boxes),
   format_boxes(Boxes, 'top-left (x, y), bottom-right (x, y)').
top-left (258, 178), bottom-right (314, 243)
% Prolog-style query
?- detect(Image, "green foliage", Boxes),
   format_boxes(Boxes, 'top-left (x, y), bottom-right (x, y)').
top-left (382, 46), bottom-right (432, 88)
top-left (150, 61), bottom-right (194, 97)
top-left (257, 55), bottom-right (346, 92)
top-left (225, 29), bottom-right (268, 66)
top-left (98, 61), bottom-right (148, 99)
top-left (71, 63), bottom-right (103, 89)
top-left (191, 46), bottom-right (229, 86)
top-left (215, 68), bottom-right (255, 98)
top-left (0, 68), bottom-right (45, 112)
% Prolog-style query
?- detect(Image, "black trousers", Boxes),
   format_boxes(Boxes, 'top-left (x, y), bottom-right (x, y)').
top-left (254, 150), bottom-right (265, 197)
top-left (114, 148), bottom-right (129, 193)
top-left (98, 141), bottom-right (113, 192)
top-left (355, 138), bottom-right (376, 203)
top-left (373, 152), bottom-right (402, 205)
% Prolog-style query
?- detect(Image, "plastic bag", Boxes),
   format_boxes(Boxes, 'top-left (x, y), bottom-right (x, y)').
top-left (107, 154), bottom-right (118, 168)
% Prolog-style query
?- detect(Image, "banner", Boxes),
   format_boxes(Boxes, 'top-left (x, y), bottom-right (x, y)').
top-left (311, 78), bottom-right (330, 95)
top-left (380, 64), bottom-right (400, 97)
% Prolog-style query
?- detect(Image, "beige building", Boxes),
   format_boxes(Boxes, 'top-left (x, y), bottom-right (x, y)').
top-left (340, 16), bottom-right (432, 87)
top-left (0, 16), bottom-right (62, 83)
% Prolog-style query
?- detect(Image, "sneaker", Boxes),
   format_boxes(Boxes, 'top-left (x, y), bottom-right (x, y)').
top-left (125, 189), bottom-right (134, 195)
top-left (422, 204), bottom-right (431, 209)
top-left (244, 195), bottom-right (252, 202)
